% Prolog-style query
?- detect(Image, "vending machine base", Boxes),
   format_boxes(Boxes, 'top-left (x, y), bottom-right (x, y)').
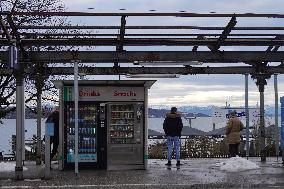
top-left (108, 164), bottom-right (145, 171)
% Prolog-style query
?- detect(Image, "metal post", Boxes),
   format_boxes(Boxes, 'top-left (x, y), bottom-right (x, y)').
top-left (274, 74), bottom-right (279, 161)
top-left (144, 87), bottom-right (148, 169)
top-left (74, 61), bottom-right (79, 175)
top-left (281, 97), bottom-right (284, 165)
top-left (245, 74), bottom-right (250, 159)
top-left (260, 88), bottom-right (266, 162)
top-left (44, 126), bottom-right (50, 179)
top-left (22, 79), bottom-right (25, 164)
top-left (253, 74), bottom-right (269, 163)
top-left (15, 77), bottom-right (24, 180)
top-left (13, 40), bottom-right (24, 180)
top-left (58, 82), bottom-right (64, 170)
top-left (36, 90), bottom-right (42, 165)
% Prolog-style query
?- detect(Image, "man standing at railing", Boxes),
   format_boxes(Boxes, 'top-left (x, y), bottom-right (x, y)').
top-left (163, 107), bottom-right (183, 166)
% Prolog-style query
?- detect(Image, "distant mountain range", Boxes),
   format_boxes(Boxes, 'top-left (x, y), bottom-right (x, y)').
top-left (148, 108), bottom-right (209, 118)
top-left (149, 105), bottom-right (281, 117)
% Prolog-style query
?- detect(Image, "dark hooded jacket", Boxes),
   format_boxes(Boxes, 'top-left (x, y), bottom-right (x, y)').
top-left (46, 110), bottom-right (59, 142)
top-left (163, 113), bottom-right (183, 137)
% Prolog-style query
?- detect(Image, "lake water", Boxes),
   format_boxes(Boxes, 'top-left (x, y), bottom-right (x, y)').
top-left (0, 117), bottom-right (281, 154)
top-left (0, 119), bottom-right (46, 154)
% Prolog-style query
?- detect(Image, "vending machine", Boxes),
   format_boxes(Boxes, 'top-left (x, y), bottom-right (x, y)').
top-left (54, 80), bottom-right (156, 170)
top-left (64, 102), bottom-right (105, 169)
top-left (107, 102), bottom-right (144, 170)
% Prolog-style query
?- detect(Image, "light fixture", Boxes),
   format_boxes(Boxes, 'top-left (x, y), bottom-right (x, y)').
top-left (126, 74), bottom-right (180, 78)
top-left (133, 61), bottom-right (202, 66)
top-left (79, 72), bottom-right (86, 80)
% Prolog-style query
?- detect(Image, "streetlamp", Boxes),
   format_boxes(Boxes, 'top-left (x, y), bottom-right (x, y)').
top-left (184, 112), bottom-right (197, 128)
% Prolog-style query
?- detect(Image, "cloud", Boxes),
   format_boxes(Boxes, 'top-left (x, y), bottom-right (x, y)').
top-left (148, 74), bottom-right (284, 106)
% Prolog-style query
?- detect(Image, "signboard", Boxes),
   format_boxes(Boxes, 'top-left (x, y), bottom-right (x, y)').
top-left (280, 97), bottom-right (284, 150)
top-left (46, 123), bottom-right (54, 136)
top-left (9, 45), bottom-right (19, 70)
top-left (67, 154), bottom-right (97, 162)
top-left (64, 86), bottom-right (145, 102)
top-left (212, 106), bottom-right (260, 125)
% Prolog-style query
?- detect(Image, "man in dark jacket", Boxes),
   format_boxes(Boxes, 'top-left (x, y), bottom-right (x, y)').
top-left (163, 107), bottom-right (183, 166)
top-left (46, 108), bottom-right (60, 160)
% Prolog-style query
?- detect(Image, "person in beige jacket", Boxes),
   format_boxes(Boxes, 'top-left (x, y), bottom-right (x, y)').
top-left (226, 111), bottom-right (244, 157)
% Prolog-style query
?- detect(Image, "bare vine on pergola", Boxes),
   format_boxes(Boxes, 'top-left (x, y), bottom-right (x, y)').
top-left (0, 0), bottom-right (89, 120)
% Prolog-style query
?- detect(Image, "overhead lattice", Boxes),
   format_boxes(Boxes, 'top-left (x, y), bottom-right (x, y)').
top-left (0, 11), bottom-right (283, 75)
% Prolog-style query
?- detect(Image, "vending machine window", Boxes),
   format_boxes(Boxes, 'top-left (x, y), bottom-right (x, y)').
top-left (66, 104), bottom-right (98, 163)
top-left (109, 104), bottom-right (135, 144)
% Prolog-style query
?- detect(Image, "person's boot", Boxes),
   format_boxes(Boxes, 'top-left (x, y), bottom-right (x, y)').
top-left (165, 161), bottom-right (171, 166)
top-left (176, 161), bottom-right (182, 166)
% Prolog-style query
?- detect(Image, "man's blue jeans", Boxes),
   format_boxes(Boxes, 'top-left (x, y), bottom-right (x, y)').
top-left (166, 136), bottom-right (180, 161)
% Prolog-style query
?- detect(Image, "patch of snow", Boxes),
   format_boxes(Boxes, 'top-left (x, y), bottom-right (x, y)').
top-left (214, 156), bottom-right (260, 172)
top-left (24, 179), bottom-right (41, 182)
top-left (0, 162), bottom-right (27, 172)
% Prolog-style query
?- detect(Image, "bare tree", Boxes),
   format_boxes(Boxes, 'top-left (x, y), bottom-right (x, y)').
top-left (0, 0), bottom-right (66, 120)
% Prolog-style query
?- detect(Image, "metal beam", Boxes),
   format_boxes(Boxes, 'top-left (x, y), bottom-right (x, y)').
top-left (15, 51), bottom-right (284, 63)
top-left (115, 16), bottom-right (126, 67)
top-left (214, 16), bottom-right (237, 50)
top-left (118, 16), bottom-right (126, 52)
top-left (192, 35), bottom-right (204, 51)
top-left (14, 32), bottom-right (284, 37)
top-left (2, 66), bottom-right (284, 75)
top-left (1, 38), bottom-right (284, 47)
top-left (0, 51), bottom-right (283, 63)
top-left (266, 35), bottom-right (284, 52)
top-left (9, 25), bottom-right (284, 30)
top-left (2, 11), bottom-right (284, 18)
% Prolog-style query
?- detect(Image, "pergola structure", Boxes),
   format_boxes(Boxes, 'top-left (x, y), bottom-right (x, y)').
top-left (0, 11), bottom-right (284, 179)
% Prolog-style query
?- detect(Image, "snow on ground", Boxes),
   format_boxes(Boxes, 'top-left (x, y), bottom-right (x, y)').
top-left (0, 162), bottom-right (27, 172)
top-left (214, 156), bottom-right (260, 172)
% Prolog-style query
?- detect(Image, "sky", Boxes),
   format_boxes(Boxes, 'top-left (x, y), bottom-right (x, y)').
top-left (57, 0), bottom-right (284, 107)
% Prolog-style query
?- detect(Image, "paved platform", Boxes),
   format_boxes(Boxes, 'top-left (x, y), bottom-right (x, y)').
top-left (0, 158), bottom-right (284, 188)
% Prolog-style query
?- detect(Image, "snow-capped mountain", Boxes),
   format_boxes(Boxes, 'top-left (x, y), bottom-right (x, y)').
top-left (149, 105), bottom-right (280, 116)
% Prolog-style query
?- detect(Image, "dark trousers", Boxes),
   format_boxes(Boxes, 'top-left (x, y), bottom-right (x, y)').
top-left (229, 143), bottom-right (239, 157)
top-left (50, 140), bottom-right (59, 160)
